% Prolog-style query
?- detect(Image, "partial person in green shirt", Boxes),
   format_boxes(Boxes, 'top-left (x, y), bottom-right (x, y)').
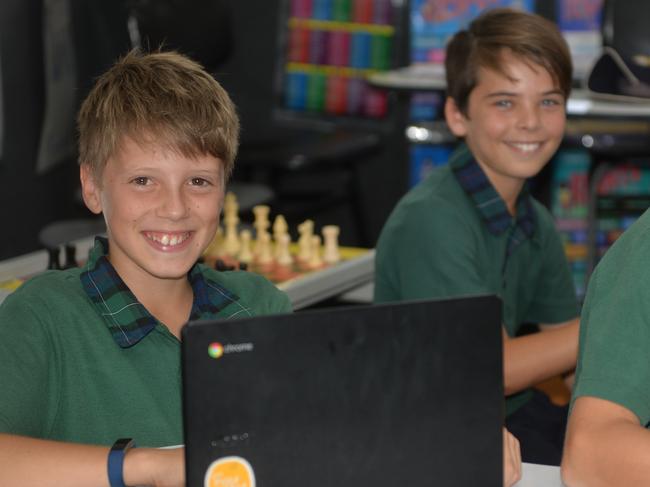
top-left (375, 8), bottom-right (580, 466)
top-left (0, 50), bottom-right (291, 487)
top-left (561, 209), bottom-right (650, 485)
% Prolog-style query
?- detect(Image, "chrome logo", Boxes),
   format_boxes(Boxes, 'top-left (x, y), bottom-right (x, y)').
top-left (208, 342), bottom-right (224, 359)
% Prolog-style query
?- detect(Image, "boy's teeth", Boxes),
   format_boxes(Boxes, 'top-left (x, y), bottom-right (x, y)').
top-left (147, 232), bottom-right (188, 246)
top-left (512, 143), bottom-right (539, 153)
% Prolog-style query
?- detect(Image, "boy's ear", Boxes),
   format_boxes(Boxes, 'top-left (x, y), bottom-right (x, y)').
top-left (444, 97), bottom-right (468, 138)
top-left (79, 164), bottom-right (102, 214)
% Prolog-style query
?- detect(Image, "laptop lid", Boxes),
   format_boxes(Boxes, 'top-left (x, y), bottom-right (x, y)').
top-left (182, 296), bottom-right (503, 487)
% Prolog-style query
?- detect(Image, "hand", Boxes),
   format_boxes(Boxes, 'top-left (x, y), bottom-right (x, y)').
top-left (124, 446), bottom-right (185, 487)
top-left (503, 428), bottom-right (521, 487)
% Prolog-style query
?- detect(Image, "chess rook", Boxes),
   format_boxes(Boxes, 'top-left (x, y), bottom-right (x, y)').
top-left (322, 225), bottom-right (340, 264)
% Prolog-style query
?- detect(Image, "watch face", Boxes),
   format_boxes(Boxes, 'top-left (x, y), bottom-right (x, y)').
top-left (112, 438), bottom-right (135, 451)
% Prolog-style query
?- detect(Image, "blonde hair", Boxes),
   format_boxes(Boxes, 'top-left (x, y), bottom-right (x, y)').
top-left (78, 49), bottom-right (239, 181)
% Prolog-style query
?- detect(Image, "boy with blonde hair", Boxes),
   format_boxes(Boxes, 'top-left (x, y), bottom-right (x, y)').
top-left (0, 50), bottom-right (291, 486)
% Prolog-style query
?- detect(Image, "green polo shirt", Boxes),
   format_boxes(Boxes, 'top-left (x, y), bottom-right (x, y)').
top-left (572, 208), bottom-right (650, 426)
top-left (0, 239), bottom-right (292, 447)
top-left (375, 144), bottom-right (578, 415)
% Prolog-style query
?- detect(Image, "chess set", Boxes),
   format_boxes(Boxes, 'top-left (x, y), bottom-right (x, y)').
top-left (202, 192), bottom-right (367, 284)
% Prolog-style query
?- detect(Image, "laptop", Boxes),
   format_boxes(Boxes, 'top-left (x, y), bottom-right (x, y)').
top-left (182, 296), bottom-right (503, 487)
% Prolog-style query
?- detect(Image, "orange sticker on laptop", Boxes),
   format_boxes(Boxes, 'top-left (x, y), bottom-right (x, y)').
top-left (204, 456), bottom-right (255, 487)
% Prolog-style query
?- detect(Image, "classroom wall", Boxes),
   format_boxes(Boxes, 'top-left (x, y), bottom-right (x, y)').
top-left (0, 0), bottom-right (87, 261)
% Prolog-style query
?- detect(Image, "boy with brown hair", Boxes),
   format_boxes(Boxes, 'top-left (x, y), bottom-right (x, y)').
top-left (375, 8), bottom-right (580, 465)
top-left (0, 50), bottom-right (291, 486)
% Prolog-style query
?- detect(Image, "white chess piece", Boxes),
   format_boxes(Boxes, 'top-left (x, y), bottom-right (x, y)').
top-left (308, 235), bottom-right (323, 269)
top-left (257, 232), bottom-right (274, 266)
top-left (322, 225), bottom-right (340, 264)
top-left (238, 229), bottom-right (253, 264)
top-left (273, 214), bottom-right (288, 239)
top-left (253, 205), bottom-right (271, 256)
top-left (297, 219), bottom-right (314, 262)
top-left (253, 205), bottom-right (270, 234)
top-left (273, 214), bottom-right (289, 259)
top-left (221, 192), bottom-right (240, 256)
top-left (276, 233), bottom-right (293, 267)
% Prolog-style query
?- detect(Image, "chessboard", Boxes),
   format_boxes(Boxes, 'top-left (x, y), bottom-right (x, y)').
top-left (202, 192), bottom-right (369, 285)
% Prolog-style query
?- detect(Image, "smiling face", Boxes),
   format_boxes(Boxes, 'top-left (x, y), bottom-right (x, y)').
top-left (445, 50), bottom-right (566, 202)
top-left (81, 136), bottom-right (224, 288)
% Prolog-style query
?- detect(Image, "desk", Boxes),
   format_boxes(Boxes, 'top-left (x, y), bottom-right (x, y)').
top-left (277, 250), bottom-right (374, 309)
top-left (0, 236), bottom-right (97, 304)
top-left (0, 240), bottom-right (375, 310)
top-left (516, 462), bottom-right (563, 487)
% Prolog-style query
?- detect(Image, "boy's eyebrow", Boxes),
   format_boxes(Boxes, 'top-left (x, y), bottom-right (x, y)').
top-left (483, 91), bottom-right (518, 98)
top-left (541, 89), bottom-right (565, 97)
top-left (483, 89), bottom-right (564, 99)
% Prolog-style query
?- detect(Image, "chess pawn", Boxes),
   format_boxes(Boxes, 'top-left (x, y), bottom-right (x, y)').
top-left (238, 229), bottom-right (253, 264)
top-left (256, 232), bottom-right (274, 267)
top-left (322, 225), bottom-right (340, 265)
top-left (276, 233), bottom-right (293, 267)
top-left (272, 214), bottom-right (288, 240)
top-left (297, 219), bottom-right (314, 262)
top-left (308, 235), bottom-right (323, 269)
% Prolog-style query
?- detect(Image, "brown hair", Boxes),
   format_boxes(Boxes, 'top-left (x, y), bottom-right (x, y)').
top-left (445, 8), bottom-right (573, 115)
top-left (78, 49), bottom-right (239, 182)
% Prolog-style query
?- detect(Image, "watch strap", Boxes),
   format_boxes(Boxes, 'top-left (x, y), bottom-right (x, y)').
top-left (107, 438), bottom-right (135, 487)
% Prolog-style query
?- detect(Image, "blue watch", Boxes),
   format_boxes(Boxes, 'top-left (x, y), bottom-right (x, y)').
top-left (108, 438), bottom-right (135, 487)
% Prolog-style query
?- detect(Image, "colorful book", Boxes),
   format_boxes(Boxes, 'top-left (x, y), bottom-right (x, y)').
top-left (410, 0), bottom-right (534, 63)
top-left (291, 0), bottom-right (313, 18)
top-left (353, 0), bottom-right (373, 23)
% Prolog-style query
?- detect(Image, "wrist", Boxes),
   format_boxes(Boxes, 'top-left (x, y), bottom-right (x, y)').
top-left (122, 447), bottom-right (155, 487)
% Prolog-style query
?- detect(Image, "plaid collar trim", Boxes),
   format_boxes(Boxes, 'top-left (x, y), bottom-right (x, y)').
top-left (450, 144), bottom-right (536, 256)
top-left (80, 237), bottom-right (240, 348)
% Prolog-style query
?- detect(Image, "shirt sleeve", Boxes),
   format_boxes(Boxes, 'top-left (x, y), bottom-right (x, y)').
top-left (375, 199), bottom-right (490, 302)
top-left (572, 235), bottom-right (650, 425)
top-left (0, 288), bottom-right (55, 436)
top-left (523, 209), bottom-right (579, 325)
